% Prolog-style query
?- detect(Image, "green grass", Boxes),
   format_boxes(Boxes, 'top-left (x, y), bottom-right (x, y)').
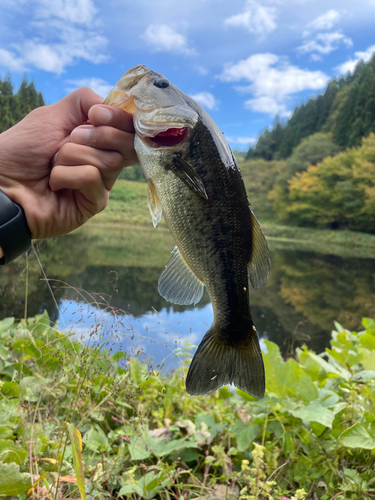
top-left (93, 180), bottom-right (375, 258)
top-left (94, 180), bottom-right (167, 228)
top-left (1, 313), bottom-right (375, 499)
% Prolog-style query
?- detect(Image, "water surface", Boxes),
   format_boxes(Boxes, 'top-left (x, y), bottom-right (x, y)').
top-left (1, 224), bottom-right (375, 370)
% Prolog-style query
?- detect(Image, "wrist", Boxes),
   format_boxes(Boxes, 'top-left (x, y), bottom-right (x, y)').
top-left (0, 190), bottom-right (32, 265)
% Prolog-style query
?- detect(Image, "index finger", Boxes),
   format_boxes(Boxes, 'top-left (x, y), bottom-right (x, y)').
top-left (88, 104), bottom-right (135, 133)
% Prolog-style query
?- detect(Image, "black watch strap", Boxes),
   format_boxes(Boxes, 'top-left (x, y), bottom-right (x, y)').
top-left (0, 189), bottom-right (32, 265)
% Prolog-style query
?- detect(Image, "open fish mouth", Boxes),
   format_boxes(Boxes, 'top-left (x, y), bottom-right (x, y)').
top-left (150, 127), bottom-right (189, 147)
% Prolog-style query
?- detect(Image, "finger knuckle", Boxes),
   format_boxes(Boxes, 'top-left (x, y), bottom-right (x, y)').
top-left (106, 151), bottom-right (124, 170)
top-left (85, 167), bottom-right (102, 187)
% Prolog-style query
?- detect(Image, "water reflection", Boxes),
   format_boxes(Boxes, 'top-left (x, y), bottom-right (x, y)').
top-left (1, 224), bottom-right (375, 368)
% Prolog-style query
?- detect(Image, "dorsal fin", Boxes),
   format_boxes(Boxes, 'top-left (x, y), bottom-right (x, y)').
top-left (158, 246), bottom-right (204, 305)
top-left (248, 205), bottom-right (271, 290)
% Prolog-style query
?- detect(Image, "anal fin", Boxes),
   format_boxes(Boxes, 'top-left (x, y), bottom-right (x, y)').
top-left (158, 246), bottom-right (204, 305)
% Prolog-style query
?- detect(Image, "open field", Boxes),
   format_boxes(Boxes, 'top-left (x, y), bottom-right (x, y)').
top-left (91, 180), bottom-right (375, 258)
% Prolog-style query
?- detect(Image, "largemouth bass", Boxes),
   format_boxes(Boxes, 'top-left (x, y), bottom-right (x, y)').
top-left (105, 65), bottom-right (271, 398)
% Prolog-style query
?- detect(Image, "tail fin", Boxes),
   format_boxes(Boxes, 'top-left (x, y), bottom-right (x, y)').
top-left (186, 326), bottom-right (265, 398)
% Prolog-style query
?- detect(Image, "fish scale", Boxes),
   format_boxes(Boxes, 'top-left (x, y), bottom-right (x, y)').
top-left (105, 65), bottom-right (271, 398)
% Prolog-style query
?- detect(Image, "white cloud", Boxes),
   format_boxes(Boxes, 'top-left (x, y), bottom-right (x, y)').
top-left (189, 91), bottom-right (218, 110)
top-left (66, 78), bottom-right (114, 98)
top-left (336, 44), bottom-right (375, 74)
top-left (245, 96), bottom-right (289, 117)
top-left (225, 0), bottom-right (277, 37)
top-left (299, 32), bottom-right (353, 56)
top-left (226, 136), bottom-right (256, 146)
top-left (34, 0), bottom-right (98, 25)
top-left (307, 9), bottom-right (340, 32)
top-left (219, 53), bottom-right (329, 116)
top-left (141, 24), bottom-right (194, 55)
top-left (195, 65), bottom-right (209, 76)
top-left (0, 1), bottom-right (108, 74)
top-left (0, 48), bottom-right (25, 71)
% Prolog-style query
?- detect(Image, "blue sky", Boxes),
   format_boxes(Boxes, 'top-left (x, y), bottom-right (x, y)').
top-left (1, 0), bottom-right (375, 150)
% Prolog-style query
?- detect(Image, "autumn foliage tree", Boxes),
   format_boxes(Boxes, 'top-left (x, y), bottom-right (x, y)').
top-left (271, 134), bottom-right (375, 232)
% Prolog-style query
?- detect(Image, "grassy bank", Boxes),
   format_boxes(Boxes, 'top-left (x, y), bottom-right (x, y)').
top-left (1, 313), bottom-right (375, 499)
top-left (93, 180), bottom-right (375, 256)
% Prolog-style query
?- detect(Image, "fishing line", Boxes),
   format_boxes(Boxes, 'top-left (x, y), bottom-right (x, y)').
top-left (31, 242), bottom-right (66, 327)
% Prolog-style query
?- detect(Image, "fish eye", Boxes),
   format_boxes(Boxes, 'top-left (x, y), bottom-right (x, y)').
top-left (154, 78), bottom-right (170, 89)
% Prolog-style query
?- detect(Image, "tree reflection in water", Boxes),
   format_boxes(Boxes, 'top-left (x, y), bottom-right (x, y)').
top-left (1, 225), bottom-right (375, 365)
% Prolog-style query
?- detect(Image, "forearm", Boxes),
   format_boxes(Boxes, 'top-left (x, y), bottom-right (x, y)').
top-left (0, 246), bottom-right (3, 259)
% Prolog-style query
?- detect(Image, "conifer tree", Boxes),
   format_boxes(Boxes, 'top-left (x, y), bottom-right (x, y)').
top-left (0, 74), bottom-right (44, 133)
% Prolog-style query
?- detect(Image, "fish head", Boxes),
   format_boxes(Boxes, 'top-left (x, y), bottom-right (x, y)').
top-left (105, 65), bottom-right (199, 149)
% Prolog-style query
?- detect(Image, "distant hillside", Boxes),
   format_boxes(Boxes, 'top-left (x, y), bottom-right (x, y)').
top-left (0, 75), bottom-right (45, 133)
top-left (247, 54), bottom-right (375, 161)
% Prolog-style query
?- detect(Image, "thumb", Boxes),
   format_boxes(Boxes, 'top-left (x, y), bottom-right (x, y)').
top-left (54, 87), bottom-right (104, 133)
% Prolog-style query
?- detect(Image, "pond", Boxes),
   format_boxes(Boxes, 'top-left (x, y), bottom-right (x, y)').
top-left (1, 223), bottom-right (375, 371)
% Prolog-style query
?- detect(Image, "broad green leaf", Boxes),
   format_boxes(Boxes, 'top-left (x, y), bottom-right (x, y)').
top-left (326, 346), bottom-right (362, 368)
top-left (68, 424), bottom-right (85, 500)
top-left (359, 334), bottom-right (375, 351)
top-left (351, 370), bottom-right (375, 382)
top-left (294, 370), bottom-right (318, 402)
top-left (291, 402), bottom-right (335, 428)
top-left (128, 436), bottom-right (152, 460)
top-left (84, 427), bottom-right (110, 452)
top-left (339, 423), bottom-right (375, 449)
top-left (268, 420), bottom-right (283, 439)
top-left (0, 461), bottom-right (31, 495)
top-left (297, 347), bottom-right (321, 380)
top-left (360, 349), bottom-right (375, 370)
top-left (169, 448), bottom-right (202, 463)
top-left (0, 317), bottom-right (14, 338)
top-left (0, 439), bottom-right (28, 464)
top-left (232, 421), bottom-right (260, 452)
top-left (19, 376), bottom-right (49, 402)
top-left (362, 318), bottom-right (375, 330)
top-left (0, 427), bottom-right (13, 440)
top-left (219, 386), bottom-right (234, 400)
top-left (264, 341), bottom-right (318, 401)
top-left (318, 388), bottom-right (339, 407)
top-left (236, 388), bottom-right (257, 401)
top-left (119, 483), bottom-right (143, 496)
top-left (307, 352), bottom-right (351, 381)
top-left (195, 413), bottom-right (224, 437)
top-left (1, 382), bottom-right (19, 398)
top-left (0, 399), bottom-right (18, 426)
top-left (0, 344), bottom-right (9, 360)
top-left (333, 321), bottom-right (350, 334)
top-left (333, 402), bottom-right (348, 415)
top-left (146, 436), bottom-right (198, 457)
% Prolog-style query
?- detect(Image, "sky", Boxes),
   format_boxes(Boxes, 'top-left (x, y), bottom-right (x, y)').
top-left (1, 0), bottom-right (375, 150)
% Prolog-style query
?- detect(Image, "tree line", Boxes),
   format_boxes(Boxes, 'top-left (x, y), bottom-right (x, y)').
top-left (247, 54), bottom-right (375, 161)
top-left (0, 75), bottom-right (45, 133)
top-left (239, 53), bottom-right (375, 234)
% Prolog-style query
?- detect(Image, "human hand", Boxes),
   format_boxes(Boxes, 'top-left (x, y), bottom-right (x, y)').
top-left (0, 87), bottom-right (137, 243)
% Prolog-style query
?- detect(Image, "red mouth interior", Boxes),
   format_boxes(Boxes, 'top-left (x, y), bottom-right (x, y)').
top-left (152, 127), bottom-right (188, 146)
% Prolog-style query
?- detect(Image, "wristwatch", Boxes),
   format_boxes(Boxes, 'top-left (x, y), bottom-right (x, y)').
top-left (0, 189), bottom-right (32, 265)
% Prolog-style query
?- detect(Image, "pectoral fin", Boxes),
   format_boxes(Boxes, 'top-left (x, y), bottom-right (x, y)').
top-left (172, 155), bottom-right (208, 200)
top-left (147, 180), bottom-right (162, 228)
top-left (158, 246), bottom-right (204, 305)
top-left (248, 205), bottom-right (271, 290)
